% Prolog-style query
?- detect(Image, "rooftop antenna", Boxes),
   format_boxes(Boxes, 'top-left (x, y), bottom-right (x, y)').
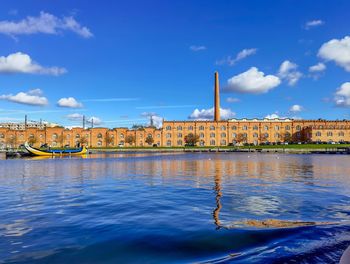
top-left (150, 115), bottom-right (154, 127)
top-left (91, 117), bottom-right (94, 128)
top-left (83, 115), bottom-right (86, 129)
top-left (25, 115), bottom-right (27, 129)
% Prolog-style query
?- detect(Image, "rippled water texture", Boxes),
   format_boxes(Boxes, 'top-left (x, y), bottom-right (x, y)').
top-left (1, 153), bottom-right (350, 263)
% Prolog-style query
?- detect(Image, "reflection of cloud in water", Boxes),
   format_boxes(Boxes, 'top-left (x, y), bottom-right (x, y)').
top-left (242, 195), bottom-right (281, 216)
top-left (0, 219), bottom-right (32, 237)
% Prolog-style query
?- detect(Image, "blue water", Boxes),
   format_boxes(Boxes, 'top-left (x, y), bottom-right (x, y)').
top-left (0, 153), bottom-right (350, 263)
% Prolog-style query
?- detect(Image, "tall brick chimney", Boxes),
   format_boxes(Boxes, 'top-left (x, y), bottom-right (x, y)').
top-left (214, 71), bottom-right (220, 121)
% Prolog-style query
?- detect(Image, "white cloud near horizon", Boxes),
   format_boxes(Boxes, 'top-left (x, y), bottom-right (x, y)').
top-left (190, 45), bottom-right (206, 51)
top-left (0, 11), bottom-right (93, 38)
top-left (0, 52), bottom-right (66, 75)
top-left (87, 116), bottom-right (102, 125)
top-left (318, 36), bottom-right (350, 72)
top-left (0, 89), bottom-right (48, 106)
top-left (224, 67), bottom-right (280, 94)
top-left (304, 20), bottom-right (324, 30)
top-left (334, 82), bottom-right (350, 107)
top-left (57, 97), bottom-right (83, 108)
top-left (188, 107), bottom-right (235, 120)
top-left (278, 60), bottom-right (302, 86)
top-left (216, 48), bottom-right (257, 66)
top-left (136, 105), bottom-right (196, 110)
top-left (141, 112), bottom-right (163, 128)
top-left (289, 104), bottom-right (303, 112)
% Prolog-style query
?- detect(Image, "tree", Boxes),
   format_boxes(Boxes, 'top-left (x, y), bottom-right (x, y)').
top-left (235, 133), bottom-right (245, 145)
top-left (281, 132), bottom-right (292, 144)
top-left (145, 135), bottom-right (154, 145)
top-left (28, 135), bottom-right (38, 146)
top-left (77, 136), bottom-right (88, 147)
top-left (105, 133), bottom-right (114, 147)
top-left (184, 133), bottom-right (199, 146)
top-left (125, 134), bottom-right (136, 146)
top-left (258, 133), bottom-right (268, 144)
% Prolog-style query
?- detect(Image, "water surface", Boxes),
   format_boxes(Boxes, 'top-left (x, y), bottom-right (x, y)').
top-left (1, 153), bottom-right (350, 263)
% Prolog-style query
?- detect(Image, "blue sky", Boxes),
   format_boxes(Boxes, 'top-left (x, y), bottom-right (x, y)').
top-left (0, 0), bottom-right (350, 128)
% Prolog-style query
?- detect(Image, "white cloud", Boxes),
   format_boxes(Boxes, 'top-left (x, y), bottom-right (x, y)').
top-left (278, 60), bottom-right (302, 86)
top-left (304, 20), bottom-right (324, 29)
top-left (0, 11), bottom-right (93, 38)
top-left (0, 89), bottom-right (48, 106)
top-left (334, 82), bottom-right (350, 107)
top-left (265, 113), bottom-right (280, 119)
top-left (289, 104), bottom-right (303, 112)
top-left (309, 62), bottom-right (326, 72)
top-left (225, 67), bottom-right (280, 94)
top-left (226, 97), bottom-right (240, 103)
top-left (0, 52), bottom-right (66, 75)
top-left (141, 112), bottom-right (163, 128)
top-left (216, 48), bottom-right (257, 66)
top-left (57, 97), bottom-right (83, 108)
top-left (87, 116), bottom-right (102, 126)
top-left (66, 113), bottom-right (84, 121)
top-left (190, 45), bottom-right (206, 51)
top-left (318, 36), bottom-right (350, 72)
top-left (188, 107), bottom-right (235, 120)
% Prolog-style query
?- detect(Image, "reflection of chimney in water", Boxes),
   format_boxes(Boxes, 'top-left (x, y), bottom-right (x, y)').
top-left (213, 164), bottom-right (223, 229)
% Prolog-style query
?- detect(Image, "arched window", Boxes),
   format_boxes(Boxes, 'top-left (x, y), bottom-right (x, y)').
top-left (221, 132), bottom-right (226, 137)
top-left (199, 140), bottom-right (205, 146)
top-left (316, 131), bottom-right (321, 137)
top-left (220, 139), bottom-right (226, 145)
top-left (177, 126), bottom-right (182, 131)
top-left (264, 125), bottom-right (269, 131)
top-left (120, 133), bottom-right (124, 138)
top-left (188, 126), bottom-right (193, 131)
top-left (210, 133), bottom-right (215, 138)
top-left (339, 131), bottom-right (345, 137)
top-left (0, 133), bottom-right (4, 138)
top-left (253, 125), bottom-right (258, 130)
top-left (199, 126), bottom-right (204, 130)
top-left (166, 133), bottom-right (171, 138)
top-left (199, 133), bottom-right (205, 138)
top-left (296, 125), bottom-right (301, 131)
top-left (327, 131), bottom-right (333, 136)
top-left (232, 133), bottom-right (237, 138)
top-left (231, 126), bottom-right (237, 130)
top-left (52, 133), bottom-right (58, 140)
top-left (75, 133), bottom-right (80, 138)
top-left (166, 140), bottom-right (172, 146)
top-left (166, 126), bottom-right (171, 130)
top-left (221, 125), bottom-right (226, 131)
top-left (275, 126), bottom-right (279, 131)
top-left (97, 133), bottom-right (103, 138)
top-left (243, 133), bottom-right (247, 138)
top-left (210, 140), bottom-right (216, 146)
top-left (275, 133), bottom-right (280, 138)
top-left (253, 133), bottom-right (258, 138)
top-left (148, 133), bottom-right (152, 138)
top-left (264, 133), bottom-right (269, 138)
top-left (210, 125), bottom-right (215, 130)
top-left (177, 140), bottom-right (183, 146)
top-left (97, 140), bottom-right (102, 146)
top-left (177, 133), bottom-right (182, 138)
top-left (242, 125), bottom-right (248, 130)
top-left (285, 125), bottom-right (291, 130)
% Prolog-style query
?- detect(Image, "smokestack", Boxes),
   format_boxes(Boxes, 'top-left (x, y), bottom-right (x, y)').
top-left (25, 115), bottom-right (27, 129)
top-left (214, 72), bottom-right (220, 121)
top-left (83, 115), bottom-right (86, 129)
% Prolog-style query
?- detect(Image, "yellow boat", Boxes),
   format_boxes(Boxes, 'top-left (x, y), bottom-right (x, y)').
top-left (24, 142), bottom-right (87, 156)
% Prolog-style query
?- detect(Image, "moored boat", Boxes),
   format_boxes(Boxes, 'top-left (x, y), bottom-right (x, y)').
top-left (24, 142), bottom-right (87, 156)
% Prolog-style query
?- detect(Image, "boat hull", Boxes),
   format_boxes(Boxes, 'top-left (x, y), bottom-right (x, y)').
top-left (24, 142), bottom-right (87, 156)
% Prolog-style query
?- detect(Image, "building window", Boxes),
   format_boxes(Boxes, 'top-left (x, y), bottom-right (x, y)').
top-left (232, 133), bottom-right (237, 138)
top-left (210, 133), bottom-right (215, 138)
top-left (264, 133), bottom-right (269, 138)
top-left (156, 134), bottom-right (160, 138)
top-left (0, 133), bottom-right (4, 138)
top-left (199, 126), bottom-right (204, 131)
top-left (253, 133), bottom-right (258, 138)
top-left (200, 133), bottom-right (204, 138)
top-left (221, 132), bottom-right (226, 138)
top-left (242, 125), bottom-right (248, 130)
top-left (232, 126), bottom-right (237, 130)
top-left (177, 140), bottom-right (183, 146)
top-left (188, 126), bottom-right (193, 131)
top-left (177, 126), bottom-right (182, 131)
top-left (120, 133), bottom-right (124, 138)
top-left (210, 125), bottom-right (215, 130)
top-left (275, 133), bottom-right (280, 138)
top-left (199, 140), bottom-right (205, 146)
top-left (316, 131), bottom-right (321, 137)
top-left (327, 132), bottom-right (333, 136)
top-left (177, 133), bottom-right (182, 138)
top-left (275, 126), bottom-right (279, 131)
top-left (296, 125), bottom-right (301, 131)
top-left (97, 133), bottom-right (103, 138)
top-left (166, 133), bottom-right (171, 138)
top-left (166, 140), bottom-right (171, 146)
top-left (52, 133), bottom-right (58, 140)
top-left (253, 125), bottom-right (258, 130)
top-left (210, 140), bottom-right (216, 146)
top-left (264, 125), bottom-right (269, 131)
top-left (285, 125), bottom-right (291, 130)
top-left (221, 125), bottom-right (226, 131)
top-left (97, 140), bottom-right (102, 146)
top-left (220, 140), bottom-right (226, 146)
top-left (75, 134), bottom-right (80, 138)
top-left (339, 131), bottom-right (345, 137)
top-left (166, 126), bottom-right (171, 130)
top-left (243, 133), bottom-right (247, 138)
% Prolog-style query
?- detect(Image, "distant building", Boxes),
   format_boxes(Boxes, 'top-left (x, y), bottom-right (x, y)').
top-left (0, 72), bottom-right (350, 148)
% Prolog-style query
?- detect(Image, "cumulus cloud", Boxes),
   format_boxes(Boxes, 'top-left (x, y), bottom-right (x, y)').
top-left (278, 60), bottom-right (302, 86)
top-left (0, 89), bottom-right (48, 106)
top-left (57, 97), bottom-right (83, 108)
top-left (318, 36), bottom-right (350, 72)
top-left (0, 11), bottom-right (93, 38)
top-left (141, 112), bottom-right (163, 128)
top-left (188, 107), bottom-right (236, 120)
top-left (224, 67), bottom-right (280, 94)
top-left (334, 82), bottom-right (350, 107)
top-left (309, 62), bottom-right (326, 72)
top-left (304, 20), bottom-right (324, 30)
top-left (87, 116), bottom-right (102, 126)
top-left (0, 52), bottom-right (66, 75)
top-left (289, 104), bottom-right (303, 112)
top-left (265, 113), bottom-right (280, 119)
top-left (216, 48), bottom-right (257, 66)
top-left (190, 45), bottom-right (206, 51)
top-left (226, 97), bottom-right (240, 103)
top-left (66, 113), bottom-right (84, 121)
